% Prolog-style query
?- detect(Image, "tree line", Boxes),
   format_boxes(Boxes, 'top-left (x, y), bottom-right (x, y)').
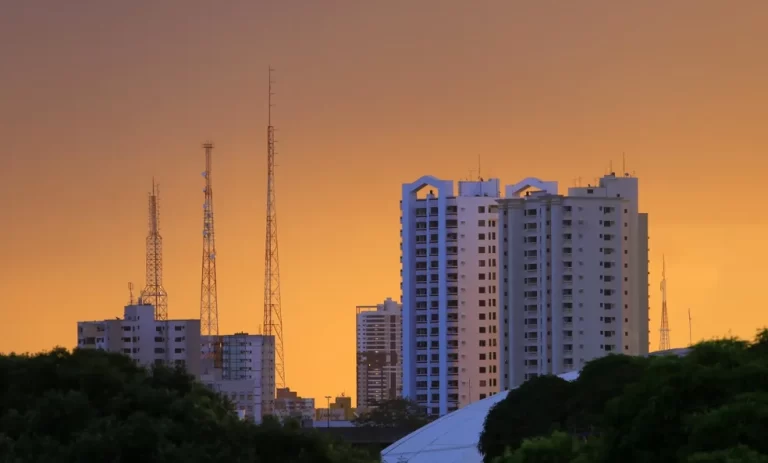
top-left (0, 348), bottom-right (378, 463)
top-left (479, 329), bottom-right (768, 463)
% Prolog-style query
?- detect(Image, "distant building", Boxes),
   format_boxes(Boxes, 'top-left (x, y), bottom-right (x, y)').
top-left (200, 332), bottom-right (276, 422)
top-left (401, 176), bottom-right (502, 416)
top-left (76, 303), bottom-right (201, 377)
top-left (273, 387), bottom-right (315, 423)
top-left (356, 298), bottom-right (402, 411)
top-left (317, 394), bottom-right (356, 421)
top-left (498, 173), bottom-right (650, 389)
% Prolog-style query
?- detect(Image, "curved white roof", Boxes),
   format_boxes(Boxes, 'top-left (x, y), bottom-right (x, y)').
top-left (381, 371), bottom-right (580, 463)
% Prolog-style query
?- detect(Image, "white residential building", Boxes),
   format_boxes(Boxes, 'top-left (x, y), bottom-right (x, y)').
top-left (356, 298), bottom-right (402, 411)
top-left (200, 332), bottom-right (276, 422)
top-left (401, 175), bottom-right (502, 417)
top-left (498, 173), bottom-right (650, 389)
top-left (76, 303), bottom-right (201, 377)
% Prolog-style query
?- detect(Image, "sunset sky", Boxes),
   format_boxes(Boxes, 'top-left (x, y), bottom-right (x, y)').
top-left (4, 1), bottom-right (768, 405)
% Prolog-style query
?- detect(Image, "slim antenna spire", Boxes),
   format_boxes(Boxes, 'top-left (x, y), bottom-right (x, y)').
top-left (477, 154), bottom-right (482, 180)
top-left (200, 142), bottom-right (220, 338)
top-left (659, 255), bottom-right (671, 351)
top-left (128, 282), bottom-right (134, 305)
top-left (688, 308), bottom-right (692, 346)
top-left (622, 152), bottom-right (626, 175)
top-left (264, 66), bottom-right (286, 390)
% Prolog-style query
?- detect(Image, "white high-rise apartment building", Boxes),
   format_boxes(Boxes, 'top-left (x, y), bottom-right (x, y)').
top-left (356, 297), bottom-right (402, 411)
top-left (200, 332), bottom-right (275, 422)
top-left (498, 173), bottom-right (649, 389)
top-left (77, 303), bottom-right (202, 377)
top-left (401, 175), bottom-right (502, 417)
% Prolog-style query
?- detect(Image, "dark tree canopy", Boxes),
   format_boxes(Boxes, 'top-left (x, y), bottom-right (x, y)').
top-left (482, 328), bottom-right (768, 463)
top-left (0, 348), bottom-right (376, 463)
top-left (352, 397), bottom-right (431, 431)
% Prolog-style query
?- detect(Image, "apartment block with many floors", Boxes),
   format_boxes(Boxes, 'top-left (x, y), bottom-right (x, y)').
top-left (356, 298), bottom-right (402, 411)
top-left (498, 173), bottom-right (649, 389)
top-left (401, 175), bottom-right (501, 417)
top-left (77, 303), bottom-right (201, 377)
top-left (200, 332), bottom-right (276, 422)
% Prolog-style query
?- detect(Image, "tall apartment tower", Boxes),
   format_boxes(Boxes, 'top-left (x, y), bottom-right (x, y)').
top-left (356, 298), bottom-right (403, 411)
top-left (401, 175), bottom-right (502, 417)
top-left (77, 303), bottom-right (202, 377)
top-left (498, 174), bottom-right (649, 389)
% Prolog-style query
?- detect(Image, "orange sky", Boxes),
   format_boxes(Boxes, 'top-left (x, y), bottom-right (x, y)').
top-left (3, 1), bottom-right (768, 405)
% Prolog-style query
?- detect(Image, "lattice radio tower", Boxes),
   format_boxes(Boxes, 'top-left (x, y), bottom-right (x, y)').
top-left (264, 67), bottom-right (286, 389)
top-left (141, 180), bottom-right (169, 321)
top-left (659, 255), bottom-right (671, 351)
top-left (200, 142), bottom-right (219, 338)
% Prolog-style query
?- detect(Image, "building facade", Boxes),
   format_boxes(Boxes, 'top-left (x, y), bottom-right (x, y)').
top-left (77, 303), bottom-right (201, 377)
top-left (199, 332), bottom-right (276, 422)
top-left (273, 387), bottom-right (316, 423)
top-left (498, 174), bottom-right (649, 389)
top-left (356, 298), bottom-right (402, 411)
top-left (401, 175), bottom-right (502, 416)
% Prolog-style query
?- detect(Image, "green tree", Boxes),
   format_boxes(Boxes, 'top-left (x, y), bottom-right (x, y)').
top-left (479, 374), bottom-right (573, 461)
top-left (491, 432), bottom-right (585, 463)
top-left (352, 397), bottom-right (430, 431)
top-left (0, 347), bottom-right (377, 463)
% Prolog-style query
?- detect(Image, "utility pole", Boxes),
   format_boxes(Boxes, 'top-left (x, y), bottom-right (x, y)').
top-left (325, 396), bottom-right (332, 428)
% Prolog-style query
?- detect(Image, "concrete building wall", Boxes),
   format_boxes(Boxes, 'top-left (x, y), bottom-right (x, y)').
top-left (498, 174), bottom-right (649, 389)
top-left (77, 304), bottom-right (201, 377)
top-left (356, 298), bottom-right (402, 410)
top-left (401, 175), bottom-right (501, 417)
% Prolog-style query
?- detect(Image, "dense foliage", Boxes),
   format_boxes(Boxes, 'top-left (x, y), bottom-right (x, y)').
top-left (0, 348), bottom-right (377, 463)
top-left (480, 329), bottom-right (768, 463)
top-left (352, 397), bottom-right (431, 431)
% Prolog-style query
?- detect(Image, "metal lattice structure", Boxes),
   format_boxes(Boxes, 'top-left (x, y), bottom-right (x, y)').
top-left (263, 67), bottom-right (286, 389)
top-left (141, 180), bottom-right (169, 321)
top-left (200, 142), bottom-right (219, 338)
top-left (659, 255), bottom-right (671, 351)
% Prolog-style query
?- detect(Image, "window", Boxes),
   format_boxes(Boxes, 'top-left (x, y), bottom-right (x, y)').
top-left (479, 367), bottom-right (487, 373)
top-left (479, 313), bottom-right (486, 320)
top-left (478, 246), bottom-right (486, 253)
top-left (478, 219), bottom-right (486, 226)
top-left (478, 206), bottom-right (486, 213)
top-left (478, 233), bottom-right (486, 240)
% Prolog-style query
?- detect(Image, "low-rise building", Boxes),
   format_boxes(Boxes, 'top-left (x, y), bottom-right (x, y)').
top-left (273, 387), bottom-right (315, 423)
top-left (76, 303), bottom-right (201, 377)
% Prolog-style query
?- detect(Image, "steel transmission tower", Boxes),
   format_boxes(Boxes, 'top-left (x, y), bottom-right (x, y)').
top-left (200, 142), bottom-right (220, 338)
top-left (659, 255), bottom-right (671, 351)
top-left (141, 180), bottom-right (169, 321)
top-left (263, 67), bottom-right (286, 389)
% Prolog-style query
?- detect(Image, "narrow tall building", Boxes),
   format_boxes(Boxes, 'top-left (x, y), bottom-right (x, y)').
top-left (76, 303), bottom-right (201, 376)
top-left (498, 173), bottom-right (649, 389)
top-left (356, 298), bottom-right (402, 411)
top-left (401, 176), bottom-right (502, 417)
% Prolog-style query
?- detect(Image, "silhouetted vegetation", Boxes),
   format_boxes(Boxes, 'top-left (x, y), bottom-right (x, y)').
top-left (480, 329), bottom-right (768, 463)
top-left (352, 397), bottom-right (431, 431)
top-left (0, 348), bottom-right (377, 463)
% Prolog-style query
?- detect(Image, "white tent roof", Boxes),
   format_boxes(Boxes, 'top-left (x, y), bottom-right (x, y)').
top-left (381, 371), bottom-right (580, 463)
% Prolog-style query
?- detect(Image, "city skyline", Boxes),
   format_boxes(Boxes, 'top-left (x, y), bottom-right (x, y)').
top-left (5, 0), bottom-right (768, 405)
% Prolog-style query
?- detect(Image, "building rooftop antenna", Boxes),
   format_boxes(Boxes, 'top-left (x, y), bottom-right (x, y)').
top-left (688, 308), bottom-right (693, 347)
top-left (659, 255), bottom-right (671, 351)
top-left (264, 66), bottom-right (286, 389)
top-left (128, 282), bottom-right (135, 305)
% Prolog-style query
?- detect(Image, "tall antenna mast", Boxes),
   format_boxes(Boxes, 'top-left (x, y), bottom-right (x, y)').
top-left (200, 142), bottom-right (220, 339)
top-left (264, 66), bottom-right (286, 389)
top-left (688, 308), bottom-right (692, 346)
top-left (141, 180), bottom-right (170, 364)
top-left (477, 155), bottom-right (482, 180)
top-left (141, 180), bottom-right (169, 321)
top-left (659, 255), bottom-right (671, 351)
top-left (128, 282), bottom-right (135, 305)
